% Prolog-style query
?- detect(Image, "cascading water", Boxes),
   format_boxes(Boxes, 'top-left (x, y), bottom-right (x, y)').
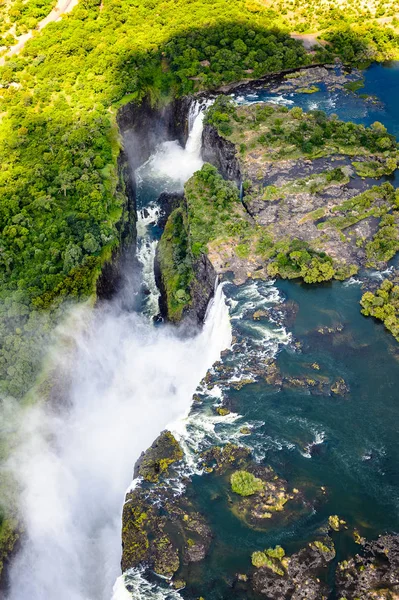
top-left (135, 99), bottom-right (210, 317)
top-left (5, 99), bottom-right (231, 600)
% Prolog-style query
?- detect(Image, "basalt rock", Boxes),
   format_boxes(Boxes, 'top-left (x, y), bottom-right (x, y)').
top-left (96, 150), bottom-right (138, 301)
top-left (121, 486), bottom-right (212, 577)
top-left (202, 124), bottom-right (241, 185)
top-left (251, 538), bottom-right (335, 599)
top-left (134, 430), bottom-right (183, 483)
top-left (157, 191), bottom-right (184, 230)
top-left (336, 534), bottom-right (399, 599)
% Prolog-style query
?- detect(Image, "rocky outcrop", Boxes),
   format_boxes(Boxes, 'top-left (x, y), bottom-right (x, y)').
top-left (202, 124), bottom-right (241, 184)
top-left (336, 534), bottom-right (399, 599)
top-left (156, 191), bottom-right (184, 230)
top-left (121, 431), bottom-right (212, 580)
top-left (134, 431), bottom-right (183, 483)
top-left (252, 539), bottom-right (335, 599)
top-left (188, 252), bottom-right (217, 323)
top-left (96, 150), bottom-right (137, 301)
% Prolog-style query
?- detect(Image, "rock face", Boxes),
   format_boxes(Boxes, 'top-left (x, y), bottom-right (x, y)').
top-left (336, 534), bottom-right (399, 599)
top-left (156, 191), bottom-right (184, 230)
top-left (121, 431), bottom-right (212, 579)
top-left (189, 252), bottom-right (218, 323)
top-left (97, 96), bottom-right (193, 302)
top-left (202, 123), bottom-right (241, 184)
top-left (96, 150), bottom-right (138, 301)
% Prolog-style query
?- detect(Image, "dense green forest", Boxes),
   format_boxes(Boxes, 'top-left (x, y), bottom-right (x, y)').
top-left (0, 3), bottom-right (315, 400)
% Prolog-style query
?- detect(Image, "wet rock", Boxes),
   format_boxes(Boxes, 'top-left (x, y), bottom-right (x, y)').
top-left (336, 534), bottom-right (399, 599)
top-left (216, 406), bottom-right (231, 416)
top-left (251, 537), bottom-right (335, 599)
top-left (202, 124), bottom-right (241, 185)
top-left (121, 488), bottom-right (212, 577)
top-left (330, 377), bottom-right (349, 396)
top-left (134, 430), bottom-right (183, 483)
top-left (328, 514), bottom-right (346, 531)
top-left (240, 426), bottom-right (252, 435)
top-left (232, 464), bottom-right (296, 526)
top-left (200, 443), bottom-right (251, 471)
top-left (157, 191), bottom-right (184, 229)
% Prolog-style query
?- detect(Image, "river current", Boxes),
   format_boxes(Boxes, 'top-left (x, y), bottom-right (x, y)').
top-left (5, 63), bottom-right (399, 600)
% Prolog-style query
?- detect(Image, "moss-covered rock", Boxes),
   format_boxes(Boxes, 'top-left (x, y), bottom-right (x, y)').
top-left (134, 430), bottom-right (183, 483)
top-left (251, 536), bottom-right (335, 598)
top-left (336, 534), bottom-right (399, 599)
top-left (328, 514), bottom-right (346, 531)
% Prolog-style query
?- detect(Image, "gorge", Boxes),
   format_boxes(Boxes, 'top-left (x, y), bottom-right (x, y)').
top-left (1, 59), bottom-right (399, 600)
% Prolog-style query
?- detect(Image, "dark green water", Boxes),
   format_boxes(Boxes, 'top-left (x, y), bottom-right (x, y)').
top-left (176, 64), bottom-right (399, 599)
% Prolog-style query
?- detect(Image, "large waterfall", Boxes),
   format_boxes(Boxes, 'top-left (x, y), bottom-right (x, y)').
top-left (6, 101), bottom-right (231, 600)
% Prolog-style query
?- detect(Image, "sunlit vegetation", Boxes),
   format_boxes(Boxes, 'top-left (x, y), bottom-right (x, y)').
top-left (205, 97), bottom-right (399, 161)
top-left (0, 5), bottom-right (314, 398)
top-left (248, 0), bottom-right (399, 62)
top-left (231, 470), bottom-right (264, 496)
top-left (0, 0), bottom-right (397, 397)
top-left (156, 207), bottom-right (193, 323)
top-left (361, 278), bottom-right (399, 341)
top-left (0, 0), bottom-right (57, 48)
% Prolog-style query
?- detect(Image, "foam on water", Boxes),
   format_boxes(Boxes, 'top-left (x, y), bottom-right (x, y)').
top-left (112, 570), bottom-right (183, 600)
top-left (137, 100), bottom-right (211, 191)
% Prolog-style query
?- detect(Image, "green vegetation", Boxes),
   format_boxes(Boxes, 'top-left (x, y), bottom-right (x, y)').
top-left (328, 514), bottom-right (346, 531)
top-left (266, 239), bottom-right (339, 283)
top-left (0, 11), bottom-right (311, 399)
top-left (262, 168), bottom-right (349, 203)
top-left (361, 278), bottom-right (399, 341)
top-left (254, 0), bottom-right (399, 63)
top-left (296, 85), bottom-right (319, 93)
top-left (319, 182), bottom-right (398, 232)
top-left (251, 546), bottom-right (286, 575)
top-left (157, 208), bottom-right (193, 323)
top-left (206, 98), bottom-right (399, 161)
top-left (352, 158), bottom-right (397, 178)
top-left (0, 0), bottom-right (57, 47)
top-left (0, 515), bottom-right (19, 579)
top-left (185, 163), bottom-right (242, 255)
top-left (231, 470), bottom-right (264, 496)
top-left (366, 213), bottom-right (399, 266)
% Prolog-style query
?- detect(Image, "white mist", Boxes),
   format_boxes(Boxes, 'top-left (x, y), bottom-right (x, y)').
top-left (6, 100), bottom-right (230, 600)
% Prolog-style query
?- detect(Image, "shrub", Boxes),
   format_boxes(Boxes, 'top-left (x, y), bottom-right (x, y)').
top-left (231, 470), bottom-right (264, 496)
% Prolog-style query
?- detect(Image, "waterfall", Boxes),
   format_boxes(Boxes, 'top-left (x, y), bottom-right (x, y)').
top-left (6, 99), bottom-right (230, 600)
top-left (6, 285), bottom-right (231, 600)
top-left (136, 100), bottom-right (208, 190)
top-left (135, 99), bottom-right (209, 317)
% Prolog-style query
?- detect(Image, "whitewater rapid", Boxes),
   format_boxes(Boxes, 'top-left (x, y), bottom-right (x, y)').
top-left (6, 100), bottom-right (231, 600)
